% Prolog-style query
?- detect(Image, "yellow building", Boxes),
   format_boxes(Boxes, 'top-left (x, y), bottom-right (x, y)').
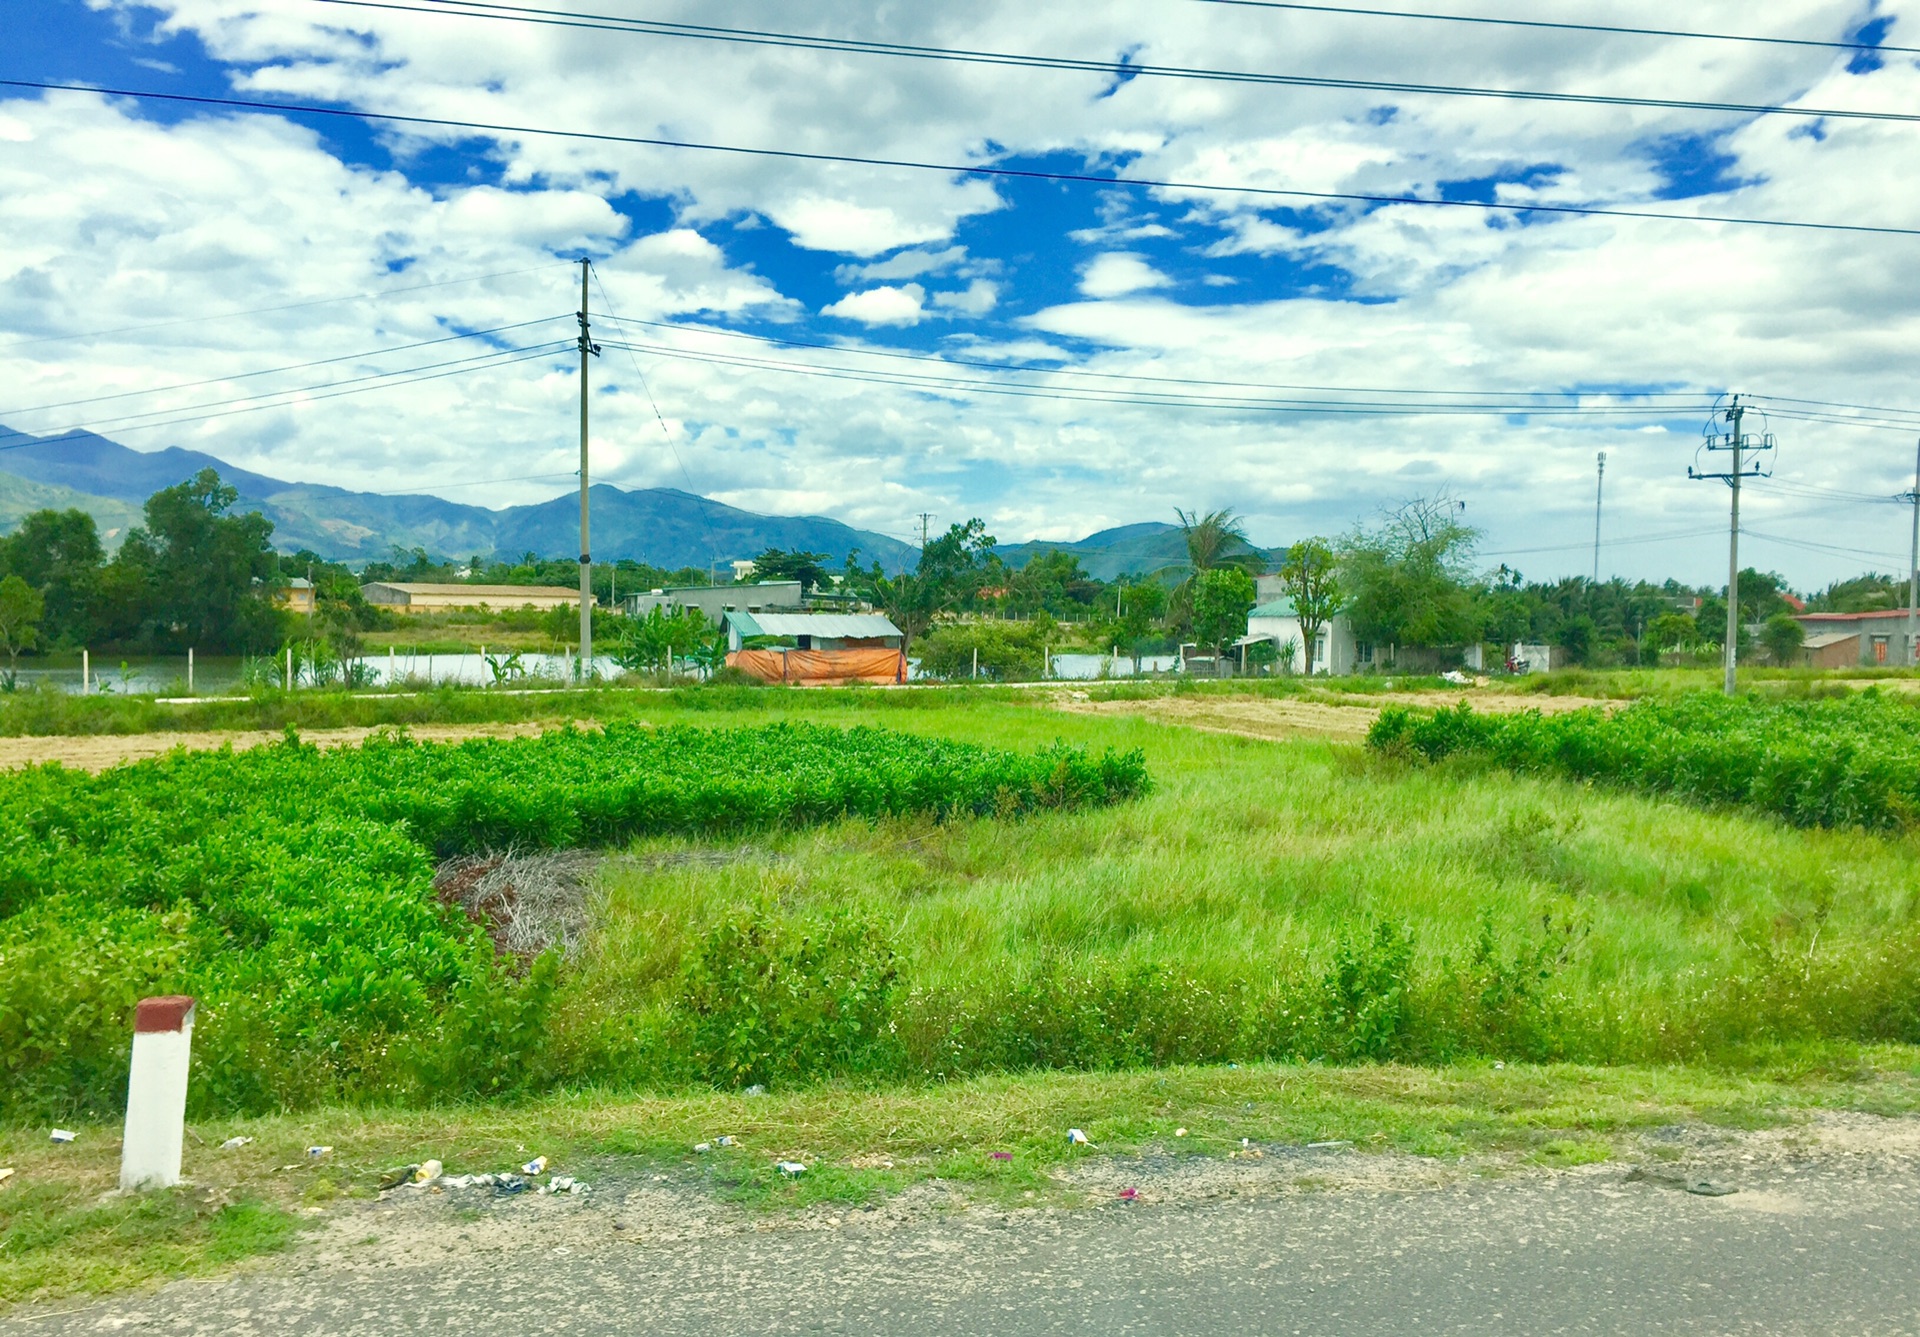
top-left (276, 577), bottom-right (316, 615)
top-left (359, 582), bottom-right (580, 614)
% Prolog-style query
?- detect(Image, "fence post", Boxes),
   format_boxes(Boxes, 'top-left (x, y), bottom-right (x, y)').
top-left (82, 648), bottom-right (91, 694)
top-left (120, 996), bottom-right (195, 1191)
top-left (187, 647), bottom-right (194, 694)
top-left (284, 646), bottom-right (292, 690)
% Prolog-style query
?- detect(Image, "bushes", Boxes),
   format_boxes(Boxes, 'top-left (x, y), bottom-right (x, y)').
top-left (1369, 693), bottom-right (1920, 830)
top-left (675, 903), bottom-right (901, 1089)
top-left (0, 723), bottom-right (1148, 1120)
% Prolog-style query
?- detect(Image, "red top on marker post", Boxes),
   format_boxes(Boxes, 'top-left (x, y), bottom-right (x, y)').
top-left (134, 996), bottom-right (196, 1033)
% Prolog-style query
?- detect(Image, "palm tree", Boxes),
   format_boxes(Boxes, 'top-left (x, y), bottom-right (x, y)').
top-left (1174, 508), bottom-right (1262, 573)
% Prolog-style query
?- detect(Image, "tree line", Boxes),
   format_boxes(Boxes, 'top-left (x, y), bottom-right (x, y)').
top-left (0, 469), bottom-right (1877, 681)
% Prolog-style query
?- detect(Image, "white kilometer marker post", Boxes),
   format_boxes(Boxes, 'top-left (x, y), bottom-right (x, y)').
top-left (120, 995), bottom-right (196, 1192)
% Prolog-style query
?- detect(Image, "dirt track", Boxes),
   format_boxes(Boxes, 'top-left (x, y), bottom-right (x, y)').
top-left (1053, 689), bottom-right (1614, 743)
top-left (0, 722), bottom-right (578, 772)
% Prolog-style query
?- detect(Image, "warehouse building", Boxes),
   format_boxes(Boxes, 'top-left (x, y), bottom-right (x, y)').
top-left (360, 582), bottom-right (579, 614)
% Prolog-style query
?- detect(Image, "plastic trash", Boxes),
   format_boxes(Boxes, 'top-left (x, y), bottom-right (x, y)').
top-left (693, 1142), bottom-right (712, 1153)
top-left (1174, 1128), bottom-right (1188, 1138)
top-left (220, 1136), bottom-right (253, 1151)
top-left (49, 1129), bottom-right (76, 1144)
top-left (549, 1175), bottom-right (576, 1191)
top-left (1067, 1128), bottom-right (1089, 1146)
top-left (777, 1161), bottom-right (806, 1177)
top-left (522, 1156), bottom-right (548, 1176)
top-left (494, 1174), bottom-right (529, 1196)
top-left (412, 1159), bottom-right (443, 1184)
top-left (715, 1135), bottom-right (737, 1148)
top-left (990, 1151), bottom-right (1013, 1161)
top-left (1307, 1140), bottom-right (1353, 1150)
top-left (1493, 1061), bottom-right (1506, 1070)
top-left (1118, 1187), bottom-right (1139, 1201)
top-left (744, 1085), bottom-right (768, 1098)
top-left (379, 1164), bottom-right (421, 1190)
top-left (306, 1146), bottom-right (333, 1161)
top-left (0, 1168), bottom-right (13, 1187)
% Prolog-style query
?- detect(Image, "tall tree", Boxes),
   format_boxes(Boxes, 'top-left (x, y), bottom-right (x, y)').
top-left (1278, 537), bottom-right (1342, 674)
top-left (111, 469), bottom-right (282, 652)
top-left (1339, 495), bottom-right (1480, 652)
top-left (1191, 567), bottom-right (1256, 657)
top-left (0, 574), bottom-right (44, 681)
top-left (0, 508), bottom-right (104, 647)
top-left (748, 548), bottom-right (829, 596)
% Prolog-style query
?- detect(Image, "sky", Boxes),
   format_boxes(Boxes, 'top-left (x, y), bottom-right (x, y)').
top-left (3, 0), bottom-right (1920, 587)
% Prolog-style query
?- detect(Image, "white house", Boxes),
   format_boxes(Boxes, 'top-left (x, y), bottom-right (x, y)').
top-left (1244, 598), bottom-right (1361, 675)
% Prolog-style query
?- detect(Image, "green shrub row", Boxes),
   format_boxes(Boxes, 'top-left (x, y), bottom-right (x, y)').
top-left (1367, 693), bottom-right (1920, 830)
top-left (0, 724), bottom-right (1148, 1120)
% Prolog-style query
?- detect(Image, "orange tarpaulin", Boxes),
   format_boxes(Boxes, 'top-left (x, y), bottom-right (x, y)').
top-left (727, 647), bottom-right (908, 686)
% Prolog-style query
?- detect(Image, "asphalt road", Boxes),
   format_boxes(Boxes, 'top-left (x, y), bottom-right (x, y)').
top-left (14, 1150), bottom-right (1920, 1337)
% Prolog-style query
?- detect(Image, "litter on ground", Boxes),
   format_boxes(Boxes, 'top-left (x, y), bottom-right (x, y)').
top-left (1174, 1128), bottom-right (1188, 1138)
top-left (412, 1159), bottom-right (443, 1183)
top-left (777, 1161), bottom-right (807, 1177)
top-left (49, 1130), bottom-right (76, 1144)
top-left (991, 1151), bottom-right (1013, 1161)
top-left (693, 1142), bottom-right (712, 1153)
top-left (521, 1156), bottom-right (547, 1175)
top-left (715, 1136), bottom-right (738, 1147)
top-left (306, 1146), bottom-right (332, 1161)
top-left (0, 1168), bottom-right (13, 1187)
top-left (744, 1085), bottom-right (768, 1098)
top-left (1118, 1187), bottom-right (1139, 1201)
top-left (220, 1136), bottom-right (252, 1151)
top-left (1067, 1129), bottom-right (1090, 1146)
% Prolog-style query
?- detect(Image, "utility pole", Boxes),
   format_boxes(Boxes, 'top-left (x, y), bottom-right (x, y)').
top-left (918, 512), bottom-right (934, 551)
top-left (1905, 437), bottom-right (1920, 668)
top-left (1591, 451), bottom-right (1606, 586)
top-left (1689, 394), bottom-right (1774, 696)
top-left (576, 257), bottom-right (600, 679)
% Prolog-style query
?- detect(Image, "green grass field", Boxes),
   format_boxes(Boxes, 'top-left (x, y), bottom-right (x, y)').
top-left (5, 682), bottom-right (1919, 1304)
top-left (536, 691), bottom-right (1919, 1080)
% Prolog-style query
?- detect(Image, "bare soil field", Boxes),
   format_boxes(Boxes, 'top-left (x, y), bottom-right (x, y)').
top-left (1053, 688), bottom-right (1614, 743)
top-left (0, 721), bottom-right (593, 772)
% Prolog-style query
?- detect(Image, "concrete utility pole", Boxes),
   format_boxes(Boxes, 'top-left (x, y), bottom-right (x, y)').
top-left (1592, 450), bottom-right (1606, 586)
top-left (576, 257), bottom-right (600, 678)
top-left (918, 512), bottom-right (934, 551)
top-left (1689, 394), bottom-right (1773, 697)
top-left (1725, 402), bottom-right (1742, 696)
top-left (1907, 437), bottom-right (1920, 667)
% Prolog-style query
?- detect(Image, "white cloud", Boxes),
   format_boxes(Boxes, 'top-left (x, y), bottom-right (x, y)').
top-left (1079, 253), bottom-right (1173, 298)
top-left (932, 279), bottom-right (1000, 316)
top-left (14, 0), bottom-right (1920, 582)
top-left (836, 245), bottom-right (969, 284)
top-left (821, 284), bottom-right (927, 325)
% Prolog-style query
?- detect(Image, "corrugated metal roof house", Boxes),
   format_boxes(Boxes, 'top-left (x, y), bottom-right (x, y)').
top-left (723, 610), bottom-right (903, 652)
top-left (361, 582), bottom-right (579, 613)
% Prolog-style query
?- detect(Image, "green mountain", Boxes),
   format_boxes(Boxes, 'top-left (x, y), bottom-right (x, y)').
top-left (0, 470), bottom-right (142, 550)
top-left (0, 426), bottom-right (918, 572)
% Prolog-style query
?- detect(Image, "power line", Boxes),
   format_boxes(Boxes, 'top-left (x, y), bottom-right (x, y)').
top-left (11, 79), bottom-right (1920, 239)
top-left (588, 265), bottom-right (727, 571)
top-left (0, 262), bottom-right (566, 349)
top-left (0, 343), bottom-right (572, 454)
top-left (308, 0), bottom-right (1920, 128)
top-left (0, 341), bottom-right (574, 441)
top-left (598, 335), bottom-right (1714, 417)
top-left (1481, 524), bottom-right (1727, 557)
top-left (1746, 528), bottom-right (1910, 563)
top-left (1185, 1), bottom-right (1915, 57)
top-left (0, 316), bottom-right (570, 417)
top-left (592, 313), bottom-right (1712, 403)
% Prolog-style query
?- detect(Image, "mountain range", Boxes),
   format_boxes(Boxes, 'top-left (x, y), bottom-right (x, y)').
top-left (0, 426), bottom-right (1259, 578)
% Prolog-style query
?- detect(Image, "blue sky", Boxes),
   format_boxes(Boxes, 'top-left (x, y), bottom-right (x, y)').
top-left (4, 0), bottom-right (1920, 584)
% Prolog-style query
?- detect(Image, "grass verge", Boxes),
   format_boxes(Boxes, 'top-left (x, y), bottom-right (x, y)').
top-left (6, 1048), bottom-right (1918, 1307)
